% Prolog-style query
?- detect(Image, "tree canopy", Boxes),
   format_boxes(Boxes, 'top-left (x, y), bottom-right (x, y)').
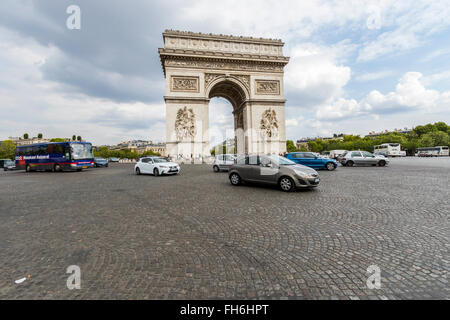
top-left (287, 122), bottom-right (449, 155)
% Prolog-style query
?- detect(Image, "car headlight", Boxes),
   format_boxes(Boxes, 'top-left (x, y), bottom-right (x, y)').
top-left (294, 170), bottom-right (309, 177)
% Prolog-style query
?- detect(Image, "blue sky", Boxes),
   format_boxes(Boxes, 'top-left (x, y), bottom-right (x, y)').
top-left (0, 0), bottom-right (449, 145)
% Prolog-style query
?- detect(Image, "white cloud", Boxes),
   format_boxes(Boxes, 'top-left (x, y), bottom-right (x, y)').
top-left (285, 43), bottom-right (352, 107)
top-left (355, 70), bottom-right (394, 82)
top-left (357, 1), bottom-right (450, 62)
top-left (316, 98), bottom-right (370, 120)
top-left (316, 72), bottom-right (449, 121)
top-left (0, 28), bottom-right (166, 145)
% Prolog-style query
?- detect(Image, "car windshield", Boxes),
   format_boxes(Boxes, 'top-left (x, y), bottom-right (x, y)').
top-left (5, 160), bottom-right (14, 165)
top-left (153, 157), bottom-right (169, 163)
top-left (267, 155), bottom-right (296, 165)
top-left (71, 143), bottom-right (94, 160)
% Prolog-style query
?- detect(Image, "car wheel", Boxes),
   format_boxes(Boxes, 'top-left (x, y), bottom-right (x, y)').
top-left (326, 162), bottom-right (336, 171)
top-left (26, 165), bottom-right (31, 172)
top-left (279, 176), bottom-right (295, 192)
top-left (378, 160), bottom-right (386, 167)
top-left (154, 168), bottom-right (159, 176)
top-left (346, 161), bottom-right (354, 167)
top-left (136, 167), bottom-right (141, 175)
top-left (213, 165), bottom-right (220, 172)
top-left (229, 173), bottom-right (241, 186)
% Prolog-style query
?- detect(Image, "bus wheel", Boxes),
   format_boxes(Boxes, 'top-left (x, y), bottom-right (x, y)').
top-left (54, 164), bottom-right (61, 172)
top-left (26, 165), bottom-right (31, 172)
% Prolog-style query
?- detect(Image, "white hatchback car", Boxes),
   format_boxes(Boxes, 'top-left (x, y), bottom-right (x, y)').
top-left (212, 154), bottom-right (236, 172)
top-left (135, 157), bottom-right (180, 176)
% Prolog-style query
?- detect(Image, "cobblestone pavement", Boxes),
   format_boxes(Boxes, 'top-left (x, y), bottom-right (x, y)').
top-left (0, 158), bottom-right (448, 299)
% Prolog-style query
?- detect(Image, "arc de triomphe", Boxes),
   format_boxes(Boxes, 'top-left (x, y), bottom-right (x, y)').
top-left (158, 30), bottom-right (289, 158)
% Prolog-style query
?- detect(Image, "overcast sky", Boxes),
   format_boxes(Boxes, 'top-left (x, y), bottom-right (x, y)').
top-left (1, 0), bottom-right (449, 145)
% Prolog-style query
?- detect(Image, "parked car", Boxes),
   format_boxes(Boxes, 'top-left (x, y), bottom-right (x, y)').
top-left (286, 152), bottom-right (338, 171)
top-left (3, 160), bottom-right (16, 171)
top-left (229, 154), bottom-right (320, 192)
top-left (329, 150), bottom-right (348, 160)
top-left (94, 157), bottom-right (109, 167)
top-left (135, 156), bottom-right (180, 176)
top-left (0, 159), bottom-right (11, 169)
top-left (212, 154), bottom-right (236, 172)
top-left (108, 157), bottom-right (120, 162)
top-left (340, 151), bottom-right (389, 167)
top-left (321, 151), bottom-right (331, 158)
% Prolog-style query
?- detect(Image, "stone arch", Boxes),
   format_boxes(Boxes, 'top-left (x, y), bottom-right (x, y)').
top-left (206, 76), bottom-right (250, 110)
top-left (159, 30), bottom-right (289, 160)
top-left (206, 77), bottom-right (250, 154)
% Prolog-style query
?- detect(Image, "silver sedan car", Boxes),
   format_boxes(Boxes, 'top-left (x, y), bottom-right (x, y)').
top-left (340, 151), bottom-right (389, 167)
top-left (229, 154), bottom-right (320, 192)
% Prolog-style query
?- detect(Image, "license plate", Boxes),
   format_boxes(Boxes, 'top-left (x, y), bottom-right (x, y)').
top-left (314, 178), bottom-right (320, 183)
top-left (83, 166), bottom-right (87, 169)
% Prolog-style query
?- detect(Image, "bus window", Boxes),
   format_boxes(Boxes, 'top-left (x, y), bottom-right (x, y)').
top-left (54, 144), bottom-right (64, 155)
top-left (39, 145), bottom-right (48, 155)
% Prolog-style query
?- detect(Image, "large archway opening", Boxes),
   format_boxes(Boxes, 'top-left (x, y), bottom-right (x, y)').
top-left (209, 97), bottom-right (234, 155)
top-left (207, 78), bottom-right (249, 155)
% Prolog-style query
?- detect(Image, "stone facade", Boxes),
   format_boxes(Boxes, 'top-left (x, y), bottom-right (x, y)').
top-left (159, 30), bottom-right (289, 158)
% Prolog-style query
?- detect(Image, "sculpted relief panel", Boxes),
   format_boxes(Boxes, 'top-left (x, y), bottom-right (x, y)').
top-left (171, 76), bottom-right (199, 92)
top-left (260, 108), bottom-right (279, 139)
top-left (255, 80), bottom-right (280, 95)
top-left (175, 107), bottom-right (196, 141)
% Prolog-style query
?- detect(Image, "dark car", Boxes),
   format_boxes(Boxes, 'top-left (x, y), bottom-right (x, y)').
top-left (286, 152), bottom-right (338, 171)
top-left (3, 160), bottom-right (16, 171)
top-left (94, 157), bottom-right (109, 167)
top-left (229, 154), bottom-right (320, 192)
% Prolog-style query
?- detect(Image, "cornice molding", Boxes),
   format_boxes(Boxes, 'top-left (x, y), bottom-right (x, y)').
top-left (163, 30), bottom-right (284, 46)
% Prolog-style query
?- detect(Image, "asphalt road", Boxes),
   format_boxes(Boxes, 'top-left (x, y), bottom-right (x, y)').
top-left (0, 157), bottom-right (448, 299)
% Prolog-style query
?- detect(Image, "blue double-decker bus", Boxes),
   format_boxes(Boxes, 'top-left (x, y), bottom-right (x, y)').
top-left (15, 142), bottom-right (94, 172)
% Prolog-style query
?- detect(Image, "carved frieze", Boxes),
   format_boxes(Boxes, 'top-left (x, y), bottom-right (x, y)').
top-left (260, 108), bottom-right (279, 139)
top-left (204, 73), bottom-right (250, 91)
top-left (234, 75), bottom-right (250, 90)
top-left (166, 59), bottom-right (284, 73)
top-left (204, 73), bottom-right (225, 89)
top-left (175, 106), bottom-right (196, 141)
top-left (171, 76), bottom-right (199, 92)
top-left (255, 80), bottom-right (280, 95)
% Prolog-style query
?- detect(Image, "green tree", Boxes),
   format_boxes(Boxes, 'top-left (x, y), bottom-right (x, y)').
top-left (77, 136), bottom-right (82, 141)
top-left (23, 133), bottom-right (29, 139)
top-left (72, 135), bottom-right (76, 141)
top-left (37, 133), bottom-right (43, 139)
top-left (286, 140), bottom-right (297, 152)
top-left (0, 140), bottom-right (16, 159)
top-left (50, 138), bottom-right (68, 142)
top-left (434, 122), bottom-right (448, 133)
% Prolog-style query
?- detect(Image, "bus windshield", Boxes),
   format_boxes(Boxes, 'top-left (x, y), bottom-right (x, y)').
top-left (70, 143), bottom-right (93, 160)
